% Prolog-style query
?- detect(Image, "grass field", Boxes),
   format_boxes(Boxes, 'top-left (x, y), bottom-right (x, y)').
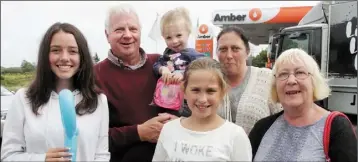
top-left (1, 72), bottom-right (35, 92)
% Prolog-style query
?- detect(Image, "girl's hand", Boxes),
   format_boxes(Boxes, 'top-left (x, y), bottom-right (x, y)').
top-left (45, 148), bottom-right (72, 162)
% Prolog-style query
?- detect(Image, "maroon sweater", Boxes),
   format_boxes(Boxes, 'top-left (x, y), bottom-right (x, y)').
top-left (94, 53), bottom-right (176, 161)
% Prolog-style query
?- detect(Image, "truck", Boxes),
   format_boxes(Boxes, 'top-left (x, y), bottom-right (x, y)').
top-left (266, 1), bottom-right (357, 123)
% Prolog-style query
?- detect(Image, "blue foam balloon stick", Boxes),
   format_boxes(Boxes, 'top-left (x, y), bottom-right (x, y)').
top-left (59, 89), bottom-right (78, 162)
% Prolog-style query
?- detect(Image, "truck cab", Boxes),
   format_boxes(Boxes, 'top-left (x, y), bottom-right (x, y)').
top-left (267, 1), bottom-right (357, 119)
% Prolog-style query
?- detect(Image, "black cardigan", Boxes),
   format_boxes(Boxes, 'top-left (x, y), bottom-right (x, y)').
top-left (248, 111), bottom-right (357, 162)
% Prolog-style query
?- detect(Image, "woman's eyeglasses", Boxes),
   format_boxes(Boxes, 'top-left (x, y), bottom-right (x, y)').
top-left (274, 71), bottom-right (311, 81)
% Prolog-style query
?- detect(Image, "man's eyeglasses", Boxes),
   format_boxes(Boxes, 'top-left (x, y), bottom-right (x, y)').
top-left (274, 71), bottom-right (311, 81)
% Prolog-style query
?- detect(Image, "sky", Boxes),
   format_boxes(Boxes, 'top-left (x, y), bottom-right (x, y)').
top-left (1, 1), bottom-right (319, 67)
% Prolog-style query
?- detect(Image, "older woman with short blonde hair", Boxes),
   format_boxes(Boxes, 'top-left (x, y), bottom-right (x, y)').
top-left (249, 48), bottom-right (356, 162)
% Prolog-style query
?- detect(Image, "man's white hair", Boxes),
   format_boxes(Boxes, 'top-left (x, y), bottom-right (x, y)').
top-left (104, 3), bottom-right (141, 32)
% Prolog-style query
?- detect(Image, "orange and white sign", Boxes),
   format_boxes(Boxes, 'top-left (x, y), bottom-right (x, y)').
top-left (249, 8), bottom-right (262, 22)
top-left (195, 24), bottom-right (214, 58)
top-left (212, 6), bottom-right (312, 25)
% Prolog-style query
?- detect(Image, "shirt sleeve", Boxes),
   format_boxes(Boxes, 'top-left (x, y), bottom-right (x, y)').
top-left (94, 94), bottom-right (111, 161)
top-left (94, 64), bottom-right (142, 152)
top-left (152, 128), bottom-right (168, 161)
top-left (153, 55), bottom-right (166, 77)
top-left (1, 89), bottom-right (47, 161)
top-left (231, 126), bottom-right (252, 161)
top-left (108, 120), bottom-right (141, 152)
top-left (329, 115), bottom-right (357, 162)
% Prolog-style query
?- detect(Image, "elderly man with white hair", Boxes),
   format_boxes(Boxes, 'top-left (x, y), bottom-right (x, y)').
top-left (94, 4), bottom-right (178, 162)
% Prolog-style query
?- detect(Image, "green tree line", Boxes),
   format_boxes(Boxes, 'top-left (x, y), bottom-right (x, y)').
top-left (1, 54), bottom-right (100, 91)
top-left (2, 53), bottom-right (101, 74)
top-left (1, 60), bottom-right (36, 74)
top-left (1, 51), bottom-right (267, 91)
top-left (251, 50), bottom-right (268, 68)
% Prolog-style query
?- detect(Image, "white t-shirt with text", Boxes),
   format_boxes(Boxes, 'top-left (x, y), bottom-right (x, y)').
top-left (152, 118), bottom-right (252, 161)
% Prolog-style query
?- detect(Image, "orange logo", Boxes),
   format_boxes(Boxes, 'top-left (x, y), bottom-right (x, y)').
top-left (199, 24), bottom-right (209, 34)
top-left (249, 8), bottom-right (262, 21)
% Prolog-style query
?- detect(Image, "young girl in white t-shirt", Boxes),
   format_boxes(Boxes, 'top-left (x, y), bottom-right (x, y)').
top-left (152, 57), bottom-right (252, 161)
